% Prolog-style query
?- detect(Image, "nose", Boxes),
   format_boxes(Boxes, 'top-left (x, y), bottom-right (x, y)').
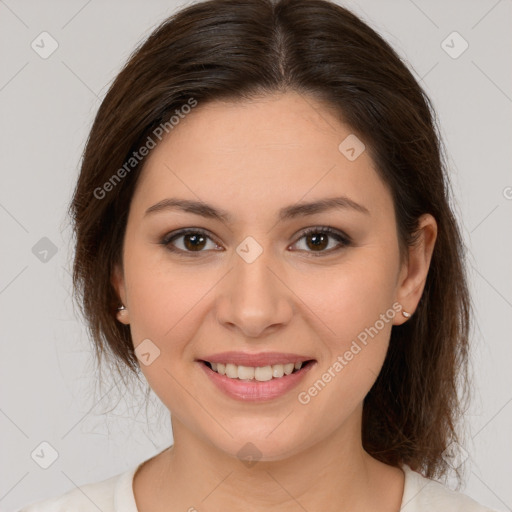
top-left (215, 240), bottom-right (293, 338)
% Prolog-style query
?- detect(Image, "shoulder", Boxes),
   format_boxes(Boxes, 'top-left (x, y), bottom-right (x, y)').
top-left (17, 465), bottom-right (139, 512)
top-left (401, 465), bottom-right (500, 512)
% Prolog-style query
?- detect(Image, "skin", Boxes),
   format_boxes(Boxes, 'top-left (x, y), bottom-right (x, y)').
top-left (112, 90), bottom-right (437, 512)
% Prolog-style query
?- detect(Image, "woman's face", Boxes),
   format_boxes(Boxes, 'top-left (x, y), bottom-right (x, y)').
top-left (113, 91), bottom-right (433, 461)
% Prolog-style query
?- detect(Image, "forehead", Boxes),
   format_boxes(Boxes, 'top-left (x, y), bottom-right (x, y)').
top-left (159, 91), bottom-right (350, 155)
top-left (130, 91), bottom-right (393, 222)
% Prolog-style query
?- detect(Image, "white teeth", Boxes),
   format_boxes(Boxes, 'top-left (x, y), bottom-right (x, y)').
top-left (237, 365), bottom-right (255, 380)
top-left (207, 361), bottom-right (307, 380)
top-left (225, 363), bottom-right (238, 378)
top-left (283, 363), bottom-right (294, 375)
top-left (272, 364), bottom-right (284, 378)
top-left (254, 366), bottom-right (273, 381)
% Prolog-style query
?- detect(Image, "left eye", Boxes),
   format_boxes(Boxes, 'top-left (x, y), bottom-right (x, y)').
top-left (161, 226), bottom-right (351, 256)
top-left (290, 227), bottom-right (351, 255)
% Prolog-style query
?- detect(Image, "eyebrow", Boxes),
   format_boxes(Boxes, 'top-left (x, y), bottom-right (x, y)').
top-left (144, 195), bottom-right (370, 222)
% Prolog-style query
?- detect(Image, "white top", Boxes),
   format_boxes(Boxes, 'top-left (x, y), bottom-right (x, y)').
top-left (18, 463), bottom-right (500, 511)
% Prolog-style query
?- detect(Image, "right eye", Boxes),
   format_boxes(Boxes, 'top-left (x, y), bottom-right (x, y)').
top-left (160, 228), bottom-right (223, 256)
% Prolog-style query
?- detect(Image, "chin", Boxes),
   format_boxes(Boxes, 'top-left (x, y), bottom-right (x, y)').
top-left (197, 420), bottom-right (312, 464)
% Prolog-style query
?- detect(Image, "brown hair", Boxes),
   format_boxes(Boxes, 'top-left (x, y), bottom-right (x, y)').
top-left (69, 0), bottom-right (471, 480)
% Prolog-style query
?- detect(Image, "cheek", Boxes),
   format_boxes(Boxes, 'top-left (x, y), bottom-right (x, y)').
top-left (293, 265), bottom-right (397, 430)
top-left (122, 241), bottom-right (203, 343)
top-left (307, 252), bottom-right (399, 404)
top-left (122, 253), bottom-right (203, 415)
top-left (296, 250), bottom-right (399, 347)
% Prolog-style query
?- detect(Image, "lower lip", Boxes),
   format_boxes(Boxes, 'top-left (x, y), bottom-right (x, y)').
top-left (198, 361), bottom-right (316, 402)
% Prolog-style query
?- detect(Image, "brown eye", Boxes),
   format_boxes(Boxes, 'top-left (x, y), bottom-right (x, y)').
top-left (182, 232), bottom-right (207, 251)
top-left (162, 228), bottom-right (221, 255)
top-left (291, 227), bottom-right (351, 256)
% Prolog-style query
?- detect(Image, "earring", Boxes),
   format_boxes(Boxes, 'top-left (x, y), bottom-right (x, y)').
top-left (116, 304), bottom-right (129, 325)
top-left (402, 310), bottom-right (411, 318)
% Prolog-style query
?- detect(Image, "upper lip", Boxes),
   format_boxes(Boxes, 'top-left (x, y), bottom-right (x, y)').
top-left (198, 351), bottom-right (315, 367)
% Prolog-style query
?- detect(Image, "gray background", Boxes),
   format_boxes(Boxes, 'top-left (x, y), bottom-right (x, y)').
top-left (1, 0), bottom-right (511, 511)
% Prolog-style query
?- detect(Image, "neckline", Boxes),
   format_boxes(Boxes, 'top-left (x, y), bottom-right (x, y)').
top-left (114, 461), bottom-right (145, 511)
top-left (115, 461), bottom-right (422, 511)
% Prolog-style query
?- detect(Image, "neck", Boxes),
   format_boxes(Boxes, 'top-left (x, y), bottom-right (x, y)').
top-left (138, 409), bottom-right (405, 512)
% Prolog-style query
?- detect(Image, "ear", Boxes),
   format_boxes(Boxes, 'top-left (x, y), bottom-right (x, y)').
top-left (394, 213), bottom-right (437, 325)
top-left (111, 263), bottom-right (130, 325)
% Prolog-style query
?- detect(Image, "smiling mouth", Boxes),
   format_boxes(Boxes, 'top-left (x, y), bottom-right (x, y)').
top-left (200, 360), bottom-right (316, 381)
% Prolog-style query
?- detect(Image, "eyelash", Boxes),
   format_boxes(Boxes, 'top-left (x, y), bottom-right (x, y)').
top-left (160, 226), bottom-right (352, 258)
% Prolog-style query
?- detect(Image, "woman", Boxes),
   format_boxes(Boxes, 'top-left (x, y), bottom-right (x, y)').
top-left (19, 0), bottom-right (500, 510)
